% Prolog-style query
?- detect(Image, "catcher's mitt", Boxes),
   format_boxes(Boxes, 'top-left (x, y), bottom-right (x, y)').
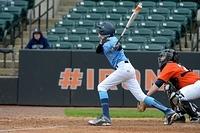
top-left (137, 101), bottom-right (147, 112)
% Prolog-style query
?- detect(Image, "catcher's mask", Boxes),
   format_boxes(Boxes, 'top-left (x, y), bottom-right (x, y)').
top-left (158, 49), bottom-right (179, 70)
top-left (97, 21), bottom-right (115, 37)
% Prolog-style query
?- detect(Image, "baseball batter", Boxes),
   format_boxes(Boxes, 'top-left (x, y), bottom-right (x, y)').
top-left (88, 22), bottom-right (176, 126)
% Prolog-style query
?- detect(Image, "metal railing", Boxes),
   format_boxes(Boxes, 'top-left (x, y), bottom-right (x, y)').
top-left (28, 0), bottom-right (55, 40)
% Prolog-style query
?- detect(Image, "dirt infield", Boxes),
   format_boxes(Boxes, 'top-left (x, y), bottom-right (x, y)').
top-left (0, 106), bottom-right (200, 133)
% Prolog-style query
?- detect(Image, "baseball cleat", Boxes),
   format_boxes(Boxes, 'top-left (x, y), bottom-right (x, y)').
top-left (190, 117), bottom-right (200, 123)
top-left (164, 112), bottom-right (177, 125)
top-left (173, 115), bottom-right (186, 123)
top-left (88, 115), bottom-right (111, 126)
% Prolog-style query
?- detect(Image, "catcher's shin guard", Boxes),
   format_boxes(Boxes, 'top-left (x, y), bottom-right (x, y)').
top-left (170, 92), bottom-right (200, 118)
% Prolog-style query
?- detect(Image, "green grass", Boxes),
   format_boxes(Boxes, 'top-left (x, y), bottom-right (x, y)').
top-left (64, 108), bottom-right (164, 118)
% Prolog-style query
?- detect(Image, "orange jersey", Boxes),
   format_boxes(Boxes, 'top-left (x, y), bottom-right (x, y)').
top-left (158, 62), bottom-right (200, 89)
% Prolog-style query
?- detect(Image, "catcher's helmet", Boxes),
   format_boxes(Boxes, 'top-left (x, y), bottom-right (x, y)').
top-left (158, 49), bottom-right (179, 69)
top-left (97, 22), bottom-right (115, 37)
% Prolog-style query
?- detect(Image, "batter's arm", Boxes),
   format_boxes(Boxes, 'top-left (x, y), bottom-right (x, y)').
top-left (96, 44), bottom-right (103, 54)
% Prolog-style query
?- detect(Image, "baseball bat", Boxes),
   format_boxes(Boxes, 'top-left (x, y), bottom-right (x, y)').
top-left (115, 3), bottom-right (142, 45)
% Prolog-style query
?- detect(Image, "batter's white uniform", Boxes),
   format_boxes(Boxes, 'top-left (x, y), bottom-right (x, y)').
top-left (98, 60), bottom-right (147, 102)
top-left (97, 36), bottom-right (147, 102)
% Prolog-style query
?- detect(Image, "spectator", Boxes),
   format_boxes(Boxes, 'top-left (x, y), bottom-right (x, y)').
top-left (25, 28), bottom-right (50, 49)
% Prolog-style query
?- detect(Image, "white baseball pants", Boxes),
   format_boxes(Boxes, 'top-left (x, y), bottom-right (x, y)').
top-left (98, 61), bottom-right (147, 102)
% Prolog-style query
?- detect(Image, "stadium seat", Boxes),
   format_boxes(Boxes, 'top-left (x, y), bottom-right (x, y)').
top-left (124, 14), bottom-right (144, 22)
top-left (150, 7), bottom-right (171, 17)
top-left (144, 44), bottom-right (165, 51)
top-left (48, 27), bottom-right (68, 36)
top-left (160, 21), bottom-right (182, 38)
top-left (47, 34), bottom-right (60, 42)
top-left (69, 27), bottom-right (88, 35)
top-left (0, 0), bottom-right (8, 6)
top-left (76, 42), bottom-right (96, 49)
top-left (171, 8), bottom-right (193, 30)
top-left (117, 1), bottom-right (135, 9)
top-left (55, 19), bottom-right (75, 28)
top-left (148, 36), bottom-right (172, 48)
top-left (76, 1), bottom-right (96, 7)
top-left (109, 7), bottom-right (129, 14)
top-left (3, 6), bottom-right (24, 19)
top-left (154, 28), bottom-right (178, 46)
top-left (157, 1), bottom-right (177, 9)
top-left (115, 28), bottom-right (131, 36)
top-left (97, 1), bottom-right (115, 7)
top-left (132, 28), bottom-right (153, 38)
top-left (116, 21), bottom-right (126, 28)
top-left (11, 0), bottom-right (29, 11)
top-left (63, 13), bottom-right (82, 20)
top-left (116, 20), bottom-right (138, 28)
top-left (89, 7), bottom-right (108, 14)
top-left (50, 42), bottom-right (74, 49)
top-left (159, 21), bottom-right (183, 50)
top-left (69, 6), bottom-right (89, 14)
top-left (82, 35), bottom-right (99, 43)
top-left (137, 21), bottom-right (159, 30)
top-left (88, 27), bottom-right (98, 35)
top-left (138, 1), bottom-right (156, 8)
top-left (171, 8), bottom-right (193, 18)
top-left (84, 13), bottom-right (103, 20)
top-left (166, 15), bottom-right (188, 33)
top-left (176, 2), bottom-right (198, 19)
top-left (122, 43), bottom-right (141, 51)
top-left (162, 0), bottom-right (179, 2)
top-left (0, 12), bottom-right (15, 24)
top-left (76, 20), bottom-right (95, 28)
top-left (105, 13), bottom-right (122, 21)
top-left (139, 8), bottom-right (150, 16)
top-left (125, 36), bottom-right (148, 45)
top-left (145, 14), bottom-right (165, 22)
top-left (96, 21), bottom-right (115, 28)
top-left (62, 35), bottom-right (81, 42)
top-left (137, 0), bottom-right (159, 1)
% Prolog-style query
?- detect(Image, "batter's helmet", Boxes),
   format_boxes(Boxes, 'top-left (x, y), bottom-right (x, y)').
top-left (158, 49), bottom-right (179, 69)
top-left (97, 22), bottom-right (115, 37)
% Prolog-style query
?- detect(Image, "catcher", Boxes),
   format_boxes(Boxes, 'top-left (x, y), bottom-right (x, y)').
top-left (138, 49), bottom-right (200, 123)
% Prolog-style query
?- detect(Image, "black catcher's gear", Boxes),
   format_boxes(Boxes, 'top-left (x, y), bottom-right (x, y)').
top-left (165, 83), bottom-right (200, 122)
top-left (158, 49), bottom-right (179, 70)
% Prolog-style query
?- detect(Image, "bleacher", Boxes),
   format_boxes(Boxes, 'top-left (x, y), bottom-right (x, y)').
top-left (47, 0), bottom-right (200, 51)
top-left (0, 0), bottom-right (35, 69)
top-left (0, 0), bottom-right (34, 47)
